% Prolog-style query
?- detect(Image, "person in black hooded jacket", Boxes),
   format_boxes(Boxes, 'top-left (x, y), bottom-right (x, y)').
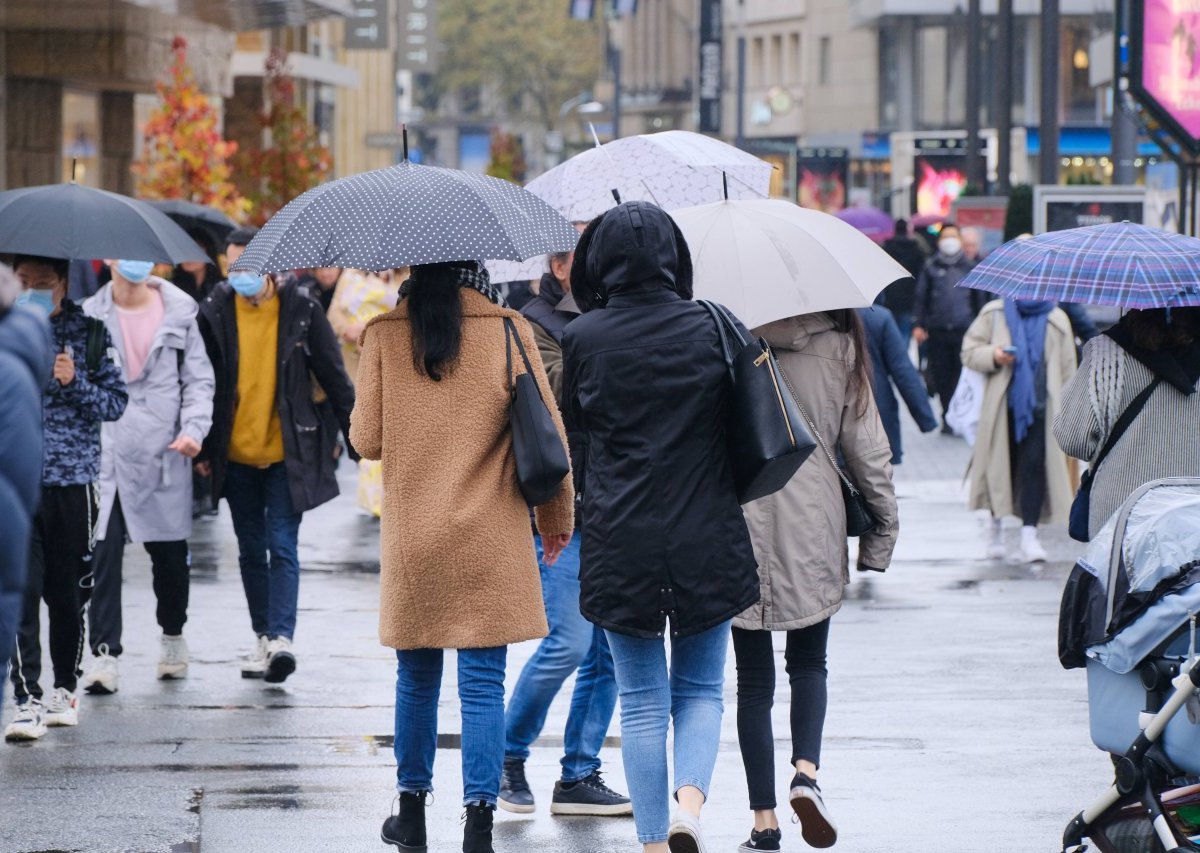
top-left (561, 201), bottom-right (759, 853)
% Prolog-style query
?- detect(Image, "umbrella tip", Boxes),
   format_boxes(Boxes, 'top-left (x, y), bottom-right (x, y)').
top-left (611, 188), bottom-right (622, 204)
top-left (402, 124), bottom-right (409, 162)
top-left (722, 171), bottom-right (728, 201)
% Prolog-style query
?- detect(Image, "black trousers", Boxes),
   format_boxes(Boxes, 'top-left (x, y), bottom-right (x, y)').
top-left (927, 329), bottom-right (967, 419)
top-left (1010, 411), bottom-right (1048, 527)
top-left (10, 484), bottom-right (99, 700)
top-left (732, 620), bottom-right (832, 811)
top-left (88, 493), bottom-right (190, 658)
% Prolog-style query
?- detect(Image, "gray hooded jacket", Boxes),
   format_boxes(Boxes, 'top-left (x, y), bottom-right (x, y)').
top-left (84, 278), bottom-right (214, 543)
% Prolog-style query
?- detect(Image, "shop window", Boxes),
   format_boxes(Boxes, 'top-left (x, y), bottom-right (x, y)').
top-left (62, 90), bottom-right (100, 186)
top-left (751, 37), bottom-right (765, 88)
top-left (771, 34), bottom-right (784, 85)
top-left (818, 36), bottom-right (831, 86)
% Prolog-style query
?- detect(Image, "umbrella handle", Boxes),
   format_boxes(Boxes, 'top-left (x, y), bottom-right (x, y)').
top-left (402, 125), bottom-right (409, 162)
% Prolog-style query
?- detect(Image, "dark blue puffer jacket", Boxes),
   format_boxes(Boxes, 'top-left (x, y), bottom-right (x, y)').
top-left (0, 305), bottom-right (53, 665)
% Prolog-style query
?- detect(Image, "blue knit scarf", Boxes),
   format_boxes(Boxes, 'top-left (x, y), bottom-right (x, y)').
top-left (1005, 299), bottom-right (1055, 443)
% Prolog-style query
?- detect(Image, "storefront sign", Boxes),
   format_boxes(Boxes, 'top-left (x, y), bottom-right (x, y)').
top-left (1132, 0), bottom-right (1200, 154)
top-left (398, 0), bottom-right (437, 70)
top-left (346, 0), bottom-right (389, 50)
top-left (797, 147), bottom-right (848, 213)
top-left (698, 0), bottom-right (722, 134)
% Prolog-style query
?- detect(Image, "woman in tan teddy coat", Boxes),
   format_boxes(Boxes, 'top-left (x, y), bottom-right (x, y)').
top-left (350, 260), bottom-right (574, 853)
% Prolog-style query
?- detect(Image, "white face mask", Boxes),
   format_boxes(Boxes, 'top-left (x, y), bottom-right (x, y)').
top-left (938, 237), bottom-right (963, 257)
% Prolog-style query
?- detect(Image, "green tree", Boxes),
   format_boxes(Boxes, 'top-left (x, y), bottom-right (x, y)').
top-left (1004, 184), bottom-right (1034, 241)
top-left (436, 0), bottom-right (603, 131)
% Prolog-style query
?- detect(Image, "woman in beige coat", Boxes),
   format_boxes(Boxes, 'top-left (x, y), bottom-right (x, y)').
top-left (961, 299), bottom-right (1076, 563)
top-left (349, 261), bottom-right (574, 853)
top-left (732, 310), bottom-right (898, 851)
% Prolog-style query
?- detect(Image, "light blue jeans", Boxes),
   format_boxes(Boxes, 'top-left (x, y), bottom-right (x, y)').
top-left (505, 534), bottom-right (617, 782)
top-left (605, 621), bottom-right (731, 844)
top-left (394, 646), bottom-right (507, 806)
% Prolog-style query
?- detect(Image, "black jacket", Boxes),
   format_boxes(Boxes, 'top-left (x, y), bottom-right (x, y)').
top-left (913, 252), bottom-right (986, 332)
top-left (880, 235), bottom-right (926, 315)
top-left (562, 202), bottom-right (759, 639)
top-left (197, 281), bottom-right (357, 514)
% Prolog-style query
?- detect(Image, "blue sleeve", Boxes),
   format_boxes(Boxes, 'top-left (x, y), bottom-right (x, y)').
top-left (61, 325), bottom-right (128, 422)
top-left (913, 268), bottom-right (930, 328)
top-left (880, 313), bottom-right (939, 432)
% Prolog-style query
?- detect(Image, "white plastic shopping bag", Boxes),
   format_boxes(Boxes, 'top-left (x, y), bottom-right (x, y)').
top-left (945, 368), bottom-right (985, 446)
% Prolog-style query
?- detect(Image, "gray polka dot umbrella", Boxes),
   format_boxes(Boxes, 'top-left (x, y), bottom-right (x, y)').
top-left (231, 156), bottom-right (581, 274)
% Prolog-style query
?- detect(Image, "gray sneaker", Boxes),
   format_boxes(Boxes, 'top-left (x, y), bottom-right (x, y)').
top-left (789, 773), bottom-right (838, 848)
top-left (667, 811), bottom-right (708, 853)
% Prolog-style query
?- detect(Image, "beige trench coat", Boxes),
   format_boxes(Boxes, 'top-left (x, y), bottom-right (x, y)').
top-left (734, 314), bottom-right (899, 632)
top-left (961, 301), bottom-right (1077, 524)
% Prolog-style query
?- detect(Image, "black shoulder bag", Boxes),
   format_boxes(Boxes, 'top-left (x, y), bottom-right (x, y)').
top-left (698, 300), bottom-right (815, 504)
top-left (1068, 377), bottom-right (1162, 542)
top-left (504, 317), bottom-right (571, 507)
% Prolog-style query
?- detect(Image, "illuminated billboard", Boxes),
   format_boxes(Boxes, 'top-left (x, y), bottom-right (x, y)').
top-left (1132, 0), bottom-right (1200, 153)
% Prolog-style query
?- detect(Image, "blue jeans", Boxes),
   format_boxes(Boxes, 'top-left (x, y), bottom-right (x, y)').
top-left (223, 462), bottom-right (302, 640)
top-left (394, 646), bottom-right (507, 806)
top-left (504, 533), bottom-right (617, 782)
top-left (606, 621), bottom-right (731, 844)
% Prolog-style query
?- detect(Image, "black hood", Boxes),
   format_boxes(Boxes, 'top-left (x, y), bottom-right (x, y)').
top-left (571, 201), bottom-right (693, 311)
top-left (1107, 321), bottom-right (1200, 395)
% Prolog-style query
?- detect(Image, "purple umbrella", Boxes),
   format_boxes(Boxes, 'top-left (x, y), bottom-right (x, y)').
top-left (834, 207), bottom-right (895, 244)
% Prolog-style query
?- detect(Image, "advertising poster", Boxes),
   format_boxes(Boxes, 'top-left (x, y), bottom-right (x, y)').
top-left (1139, 0), bottom-right (1200, 149)
top-left (797, 147), bottom-right (848, 213)
top-left (1033, 186), bottom-right (1147, 234)
top-left (911, 138), bottom-right (972, 219)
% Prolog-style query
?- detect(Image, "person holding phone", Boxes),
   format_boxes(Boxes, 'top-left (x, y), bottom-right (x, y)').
top-left (961, 299), bottom-right (1076, 563)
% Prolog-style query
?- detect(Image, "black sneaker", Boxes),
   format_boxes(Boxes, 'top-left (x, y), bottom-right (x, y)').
top-left (381, 791), bottom-right (428, 851)
top-left (789, 773), bottom-right (838, 848)
top-left (498, 757), bottom-right (534, 814)
top-left (738, 828), bottom-right (782, 851)
top-left (550, 771), bottom-right (633, 816)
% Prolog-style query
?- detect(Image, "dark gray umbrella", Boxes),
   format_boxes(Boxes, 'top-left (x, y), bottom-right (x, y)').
top-left (0, 183), bottom-right (209, 263)
top-left (144, 199), bottom-right (237, 249)
top-left (231, 161), bottom-right (580, 274)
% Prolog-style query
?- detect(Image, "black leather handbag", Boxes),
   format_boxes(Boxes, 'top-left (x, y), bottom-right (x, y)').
top-left (504, 318), bottom-right (571, 507)
top-left (699, 300), bottom-right (815, 504)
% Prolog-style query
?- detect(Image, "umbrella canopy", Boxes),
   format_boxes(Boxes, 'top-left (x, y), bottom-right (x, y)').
top-left (833, 206), bottom-right (895, 244)
top-left (674, 199), bottom-right (912, 330)
top-left (0, 183), bottom-right (209, 264)
top-left (232, 161), bottom-right (580, 274)
top-left (958, 222), bottom-right (1200, 309)
top-left (144, 199), bottom-right (237, 249)
top-left (488, 130), bottom-right (773, 283)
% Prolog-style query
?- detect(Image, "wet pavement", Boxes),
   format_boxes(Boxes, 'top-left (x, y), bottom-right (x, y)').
top-left (1, 423), bottom-right (1113, 853)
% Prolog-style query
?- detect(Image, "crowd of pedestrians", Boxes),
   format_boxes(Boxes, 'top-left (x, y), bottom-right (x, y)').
top-left (3, 191), bottom-right (1200, 853)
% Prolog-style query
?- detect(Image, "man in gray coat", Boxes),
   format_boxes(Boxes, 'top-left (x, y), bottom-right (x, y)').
top-left (79, 261), bottom-right (214, 694)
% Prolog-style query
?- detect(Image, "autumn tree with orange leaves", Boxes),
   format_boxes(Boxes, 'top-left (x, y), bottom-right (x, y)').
top-left (237, 50), bottom-right (333, 226)
top-left (133, 36), bottom-right (247, 219)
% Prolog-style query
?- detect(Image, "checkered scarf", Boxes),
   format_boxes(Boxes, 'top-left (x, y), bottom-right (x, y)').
top-left (399, 263), bottom-right (507, 308)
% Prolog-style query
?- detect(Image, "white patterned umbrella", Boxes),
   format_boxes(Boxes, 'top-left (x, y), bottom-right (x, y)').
top-left (488, 131), bottom-right (774, 282)
top-left (231, 161), bottom-right (580, 274)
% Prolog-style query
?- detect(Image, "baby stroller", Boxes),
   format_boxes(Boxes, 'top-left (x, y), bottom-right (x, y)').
top-left (1060, 478), bottom-right (1200, 853)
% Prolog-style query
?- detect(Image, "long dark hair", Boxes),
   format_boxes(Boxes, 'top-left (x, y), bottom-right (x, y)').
top-left (826, 309), bottom-right (873, 416)
top-left (1124, 307), bottom-right (1200, 351)
top-left (407, 261), bottom-right (471, 381)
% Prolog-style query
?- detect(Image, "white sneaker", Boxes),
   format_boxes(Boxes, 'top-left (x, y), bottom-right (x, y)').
top-left (1020, 526), bottom-right (1048, 564)
top-left (240, 635), bottom-right (269, 679)
top-left (82, 645), bottom-right (120, 695)
top-left (158, 635), bottom-right (189, 680)
top-left (986, 518), bottom-right (1006, 560)
top-left (264, 636), bottom-right (296, 685)
top-left (4, 699), bottom-right (47, 742)
top-left (43, 687), bottom-right (79, 727)
top-left (667, 811), bottom-right (708, 853)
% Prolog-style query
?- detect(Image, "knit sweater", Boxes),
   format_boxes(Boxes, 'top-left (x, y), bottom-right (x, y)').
top-left (1054, 334), bottom-right (1200, 538)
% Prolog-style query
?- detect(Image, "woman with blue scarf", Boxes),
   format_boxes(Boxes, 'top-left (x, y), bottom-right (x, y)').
top-left (961, 298), bottom-right (1078, 563)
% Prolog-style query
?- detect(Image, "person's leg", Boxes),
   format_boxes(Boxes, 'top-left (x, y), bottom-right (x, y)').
top-left (222, 463), bottom-right (270, 638)
top-left (931, 333), bottom-right (964, 418)
top-left (42, 484), bottom-right (97, 694)
top-left (262, 463), bottom-right (302, 641)
top-left (87, 494), bottom-right (127, 658)
top-left (669, 620), bottom-right (731, 815)
top-left (731, 627), bottom-right (779, 827)
top-left (10, 507), bottom-right (47, 704)
top-left (784, 619), bottom-right (838, 848)
top-left (606, 629), bottom-right (671, 848)
top-left (146, 540), bottom-right (190, 637)
top-left (562, 624), bottom-right (618, 782)
top-left (1016, 414), bottom-right (1048, 528)
top-left (458, 646), bottom-right (508, 806)
top-left (394, 648), bottom-right (443, 795)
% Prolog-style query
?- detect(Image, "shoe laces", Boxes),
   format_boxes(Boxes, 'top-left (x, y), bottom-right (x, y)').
top-left (44, 688), bottom-right (71, 712)
top-left (578, 771), bottom-right (619, 796)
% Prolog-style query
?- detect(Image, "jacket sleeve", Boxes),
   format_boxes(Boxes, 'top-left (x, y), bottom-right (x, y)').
top-left (61, 325), bottom-right (127, 422)
top-left (961, 307), bottom-right (1002, 374)
top-left (178, 318), bottom-right (215, 444)
top-left (531, 323), bottom-right (565, 408)
top-left (561, 328), bottom-right (586, 487)
top-left (840, 371), bottom-right (899, 571)
top-left (306, 302), bottom-right (360, 462)
top-left (1054, 338), bottom-right (1102, 462)
top-left (349, 324), bottom-right (383, 461)
top-left (517, 317), bottom-right (575, 536)
top-left (195, 308), bottom-right (220, 464)
top-left (913, 267), bottom-right (931, 328)
top-left (881, 312), bottom-right (939, 432)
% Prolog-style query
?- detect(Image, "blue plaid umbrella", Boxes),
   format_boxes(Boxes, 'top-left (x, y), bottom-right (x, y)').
top-left (958, 222), bottom-right (1200, 309)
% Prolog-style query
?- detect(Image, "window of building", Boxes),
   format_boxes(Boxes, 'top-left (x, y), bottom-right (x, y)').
top-left (751, 36), bottom-right (765, 88)
top-left (878, 25), bottom-right (899, 128)
top-left (771, 34), bottom-right (784, 85)
top-left (61, 90), bottom-right (100, 187)
top-left (789, 33), bottom-right (802, 83)
top-left (818, 36), bottom-right (831, 86)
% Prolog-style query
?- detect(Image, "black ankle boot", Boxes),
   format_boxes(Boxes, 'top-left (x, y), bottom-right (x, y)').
top-left (462, 801), bottom-right (494, 853)
top-left (381, 791), bottom-right (428, 851)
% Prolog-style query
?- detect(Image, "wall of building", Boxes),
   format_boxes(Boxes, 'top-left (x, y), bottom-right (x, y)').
top-left (803, 0), bottom-right (877, 146)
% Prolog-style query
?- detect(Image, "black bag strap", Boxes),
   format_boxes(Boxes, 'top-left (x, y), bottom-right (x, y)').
top-left (504, 317), bottom-right (538, 389)
top-left (1090, 376), bottom-right (1163, 475)
top-left (697, 299), bottom-right (737, 378)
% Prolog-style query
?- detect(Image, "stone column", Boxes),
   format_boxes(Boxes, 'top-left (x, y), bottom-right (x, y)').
top-left (5, 78), bottom-right (62, 187)
top-left (100, 91), bottom-right (135, 195)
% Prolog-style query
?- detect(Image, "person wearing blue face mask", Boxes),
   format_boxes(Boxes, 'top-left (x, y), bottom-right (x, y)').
top-left (78, 258), bottom-right (214, 696)
top-left (194, 226), bottom-right (358, 685)
top-left (5, 255), bottom-right (127, 744)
